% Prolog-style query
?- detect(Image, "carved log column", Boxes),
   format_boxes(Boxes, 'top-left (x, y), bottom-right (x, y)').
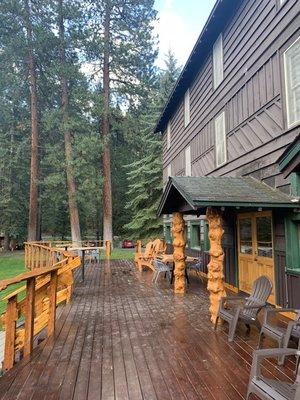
top-left (172, 212), bottom-right (186, 294)
top-left (206, 207), bottom-right (226, 323)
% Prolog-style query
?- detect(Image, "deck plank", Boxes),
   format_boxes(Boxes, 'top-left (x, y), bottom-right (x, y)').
top-left (0, 259), bottom-right (297, 400)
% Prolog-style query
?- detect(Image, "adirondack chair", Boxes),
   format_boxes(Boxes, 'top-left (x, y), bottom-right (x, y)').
top-left (152, 259), bottom-right (172, 284)
top-left (246, 348), bottom-right (300, 399)
top-left (152, 238), bottom-right (167, 257)
top-left (258, 308), bottom-right (300, 365)
top-left (215, 276), bottom-right (273, 342)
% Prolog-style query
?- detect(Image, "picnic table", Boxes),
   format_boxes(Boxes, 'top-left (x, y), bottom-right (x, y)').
top-left (64, 246), bottom-right (103, 281)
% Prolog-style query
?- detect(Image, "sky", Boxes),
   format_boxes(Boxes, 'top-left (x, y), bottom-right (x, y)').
top-left (154, 0), bottom-right (216, 68)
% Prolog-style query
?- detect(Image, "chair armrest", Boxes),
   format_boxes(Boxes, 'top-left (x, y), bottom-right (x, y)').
top-left (250, 348), bottom-right (300, 380)
top-left (263, 307), bottom-right (300, 325)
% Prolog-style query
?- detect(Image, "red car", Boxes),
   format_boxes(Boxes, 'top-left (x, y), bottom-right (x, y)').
top-left (122, 239), bottom-right (135, 249)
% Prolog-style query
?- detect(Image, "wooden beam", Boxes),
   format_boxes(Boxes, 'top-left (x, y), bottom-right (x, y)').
top-left (3, 295), bottom-right (18, 371)
top-left (24, 277), bottom-right (35, 357)
top-left (48, 270), bottom-right (58, 337)
top-left (172, 212), bottom-right (186, 294)
top-left (206, 207), bottom-right (226, 324)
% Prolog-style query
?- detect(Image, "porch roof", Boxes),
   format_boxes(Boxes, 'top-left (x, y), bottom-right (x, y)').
top-left (158, 176), bottom-right (300, 215)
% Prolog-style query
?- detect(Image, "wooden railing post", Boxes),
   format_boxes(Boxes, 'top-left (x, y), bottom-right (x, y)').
top-left (3, 295), bottom-right (18, 371)
top-left (105, 240), bottom-right (111, 258)
top-left (48, 270), bottom-right (58, 337)
top-left (24, 277), bottom-right (35, 357)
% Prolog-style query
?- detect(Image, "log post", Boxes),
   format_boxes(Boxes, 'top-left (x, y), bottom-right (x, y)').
top-left (206, 207), bottom-right (226, 324)
top-left (105, 240), bottom-right (111, 258)
top-left (172, 212), bottom-right (186, 294)
top-left (3, 295), bottom-right (18, 371)
top-left (134, 240), bottom-right (142, 270)
top-left (48, 270), bottom-right (58, 337)
top-left (24, 277), bottom-right (35, 357)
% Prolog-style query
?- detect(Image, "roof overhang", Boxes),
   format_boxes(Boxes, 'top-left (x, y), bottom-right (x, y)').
top-left (158, 176), bottom-right (300, 216)
top-left (154, 0), bottom-right (243, 134)
top-left (278, 134), bottom-right (300, 178)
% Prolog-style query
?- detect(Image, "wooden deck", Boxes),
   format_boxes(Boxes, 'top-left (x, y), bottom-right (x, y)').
top-left (0, 260), bottom-right (297, 399)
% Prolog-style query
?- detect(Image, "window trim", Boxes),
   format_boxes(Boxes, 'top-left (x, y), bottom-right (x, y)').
top-left (213, 34), bottom-right (224, 90)
top-left (214, 111), bottom-right (227, 167)
top-left (184, 89), bottom-right (190, 127)
top-left (285, 213), bottom-right (300, 275)
top-left (283, 36), bottom-right (300, 129)
top-left (166, 122), bottom-right (171, 149)
top-left (185, 145), bottom-right (192, 176)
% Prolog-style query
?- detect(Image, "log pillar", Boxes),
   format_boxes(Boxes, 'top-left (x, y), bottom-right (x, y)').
top-left (172, 212), bottom-right (186, 294)
top-left (206, 207), bottom-right (226, 324)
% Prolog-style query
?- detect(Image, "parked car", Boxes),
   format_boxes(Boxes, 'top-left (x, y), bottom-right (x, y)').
top-left (122, 239), bottom-right (135, 249)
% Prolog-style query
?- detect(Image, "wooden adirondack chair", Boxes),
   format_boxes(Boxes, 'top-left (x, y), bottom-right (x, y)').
top-left (247, 348), bottom-right (300, 399)
top-left (134, 241), bottom-right (155, 271)
top-left (215, 275), bottom-right (273, 342)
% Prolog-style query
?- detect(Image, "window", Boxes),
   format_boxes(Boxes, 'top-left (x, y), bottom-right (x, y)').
top-left (167, 122), bottom-right (171, 149)
top-left (164, 224), bottom-right (172, 244)
top-left (184, 89), bottom-right (190, 127)
top-left (284, 36), bottom-right (300, 128)
top-left (215, 111), bottom-right (227, 167)
top-left (213, 34), bottom-right (223, 89)
top-left (185, 146), bottom-right (191, 176)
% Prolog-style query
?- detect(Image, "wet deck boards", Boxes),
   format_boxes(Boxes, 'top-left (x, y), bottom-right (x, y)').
top-left (0, 260), bottom-right (297, 399)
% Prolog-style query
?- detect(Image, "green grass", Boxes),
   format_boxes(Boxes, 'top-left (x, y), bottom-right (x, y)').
top-left (0, 252), bottom-right (26, 316)
top-left (101, 248), bottom-right (134, 260)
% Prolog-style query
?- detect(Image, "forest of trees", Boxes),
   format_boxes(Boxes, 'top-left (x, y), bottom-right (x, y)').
top-left (0, 0), bottom-right (181, 247)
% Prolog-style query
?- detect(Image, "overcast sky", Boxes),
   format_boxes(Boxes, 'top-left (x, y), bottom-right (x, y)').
top-left (154, 0), bottom-right (216, 68)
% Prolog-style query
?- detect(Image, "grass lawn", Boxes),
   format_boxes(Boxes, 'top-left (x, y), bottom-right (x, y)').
top-left (0, 252), bottom-right (26, 316)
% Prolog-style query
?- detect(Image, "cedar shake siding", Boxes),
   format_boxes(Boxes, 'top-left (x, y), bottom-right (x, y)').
top-left (162, 0), bottom-right (300, 193)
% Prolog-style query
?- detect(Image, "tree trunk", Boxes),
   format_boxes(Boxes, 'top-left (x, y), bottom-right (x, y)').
top-left (206, 207), bottom-right (227, 324)
top-left (25, 0), bottom-right (39, 242)
top-left (101, 1), bottom-right (113, 244)
top-left (58, 0), bottom-right (81, 246)
top-left (172, 212), bottom-right (186, 294)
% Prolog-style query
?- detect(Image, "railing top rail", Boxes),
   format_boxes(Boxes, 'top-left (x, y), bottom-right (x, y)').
top-left (0, 259), bottom-right (69, 292)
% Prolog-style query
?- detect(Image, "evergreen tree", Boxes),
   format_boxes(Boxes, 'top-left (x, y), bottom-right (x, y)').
top-left (124, 51), bottom-right (181, 239)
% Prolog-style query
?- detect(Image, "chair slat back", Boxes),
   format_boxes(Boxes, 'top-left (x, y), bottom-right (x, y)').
top-left (144, 242), bottom-right (154, 258)
top-left (242, 276), bottom-right (273, 320)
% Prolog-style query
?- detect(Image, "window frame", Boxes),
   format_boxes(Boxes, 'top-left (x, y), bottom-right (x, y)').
top-left (213, 34), bottom-right (224, 90)
top-left (285, 212), bottom-right (300, 275)
top-left (164, 223), bottom-right (172, 244)
top-left (283, 35), bottom-right (300, 129)
top-left (214, 111), bottom-right (227, 167)
top-left (184, 88), bottom-right (190, 127)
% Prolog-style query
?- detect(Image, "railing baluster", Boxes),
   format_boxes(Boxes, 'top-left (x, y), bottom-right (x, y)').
top-left (3, 295), bottom-right (18, 371)
top-left (24, 277), bottom-right (35, 357)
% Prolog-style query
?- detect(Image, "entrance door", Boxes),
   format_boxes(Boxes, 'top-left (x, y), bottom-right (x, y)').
top-left (237, 211), bottom-right (276, 304)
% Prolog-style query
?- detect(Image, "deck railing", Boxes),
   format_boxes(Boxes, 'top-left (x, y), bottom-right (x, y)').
top-left (0, 243), bottom-right (81, 371)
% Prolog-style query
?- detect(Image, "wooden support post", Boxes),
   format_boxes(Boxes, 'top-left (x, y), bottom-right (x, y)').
top-left (172, 212), bottom-right (186, 294)
top-left (48, 270), bottom-right (58, 337)
top-left (135, 240), bottom-right (142, 270)
top-left (206, 207), bottom-right (226, 324)
top-left (24, 277), bottom-right (35, 357)
top-left (3, 295), bottom-right (18, 371)
top-left (105, 240), bottom-right (111, 258)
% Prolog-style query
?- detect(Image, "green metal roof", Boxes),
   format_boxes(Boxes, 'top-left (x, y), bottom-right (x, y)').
top-left (277, 134), bottom-right (300, 177)
top-left (158, 176), bottom-right (300, 216)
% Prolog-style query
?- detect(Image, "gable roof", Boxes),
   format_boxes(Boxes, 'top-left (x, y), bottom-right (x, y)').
top-left (154, 0), bottom-right (243, 134)
top-left (158, 176), bottom-right (299, 216)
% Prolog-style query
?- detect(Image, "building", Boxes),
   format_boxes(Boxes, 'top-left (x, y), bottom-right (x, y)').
top-left (155, 0), bottom-right (300, 307)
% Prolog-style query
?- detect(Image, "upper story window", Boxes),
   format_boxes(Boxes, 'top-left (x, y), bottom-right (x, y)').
top-left (184, 89), bottom-right (190, 127)
top-left (284, 36), bottom-right (300, 128)
top-left (215, 111), bottom-right (227, 167)
top-left (166, 122), bottom-right (171, 149)
top-left (213, 34), bottom-right (224, 90)
top-left (185, 146), bottom-right (191, 176)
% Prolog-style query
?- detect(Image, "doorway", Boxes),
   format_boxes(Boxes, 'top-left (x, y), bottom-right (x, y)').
top-left (237, 211), bottom-right (276, 304)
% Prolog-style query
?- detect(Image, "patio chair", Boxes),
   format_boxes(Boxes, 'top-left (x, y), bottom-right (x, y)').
top-left (258, 308), bottom-right (300, 365)
top-left (152, 259), bottom-right (172, 284)
top-left (186, 257), bottom-right (203, 280)
top-left (246, 348), bottom-right (300, 399)
top-left (135, 241), bottom-right (155, 271)
top-left (215, 275), bottom-right (273, 342)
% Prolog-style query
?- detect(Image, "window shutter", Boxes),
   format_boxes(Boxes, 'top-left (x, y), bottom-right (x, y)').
top-left (185, 146), bottom-right (191, 176)
top-left (213, 34), bottom-right (224, 89)
top-left (284, 37), bottom-right (300, 127)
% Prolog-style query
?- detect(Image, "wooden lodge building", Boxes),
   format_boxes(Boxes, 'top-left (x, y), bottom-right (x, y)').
top-left (155, 0), bottom-right (300, 308)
